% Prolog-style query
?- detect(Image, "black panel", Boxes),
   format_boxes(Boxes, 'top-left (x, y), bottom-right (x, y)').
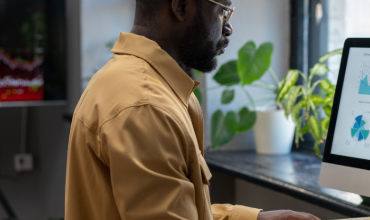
top-left (290, 0), bottom-right (306, 72)
top-left (44, 0), bottom-right (66, 100)
top-left (0, 0), bottom-right (66, 102)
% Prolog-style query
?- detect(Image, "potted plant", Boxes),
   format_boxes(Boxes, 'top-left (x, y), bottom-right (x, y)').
top-left (276, 49), bottom-right (342, 157)
top-left (195, 40), bottom-right (342, 156)
top-left (200, 41), bottom-right (295, 154)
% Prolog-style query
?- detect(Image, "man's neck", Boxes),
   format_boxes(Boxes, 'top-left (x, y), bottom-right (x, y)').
top-left (131, 25), bottom-right (180, 64)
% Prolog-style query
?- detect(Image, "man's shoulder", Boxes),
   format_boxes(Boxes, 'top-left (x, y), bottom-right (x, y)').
top-left (74, 54), bottom-right (187, 133)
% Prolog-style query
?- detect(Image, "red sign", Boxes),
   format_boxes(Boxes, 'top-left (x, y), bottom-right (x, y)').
top-left (0, 49), bottom-right (44, 101)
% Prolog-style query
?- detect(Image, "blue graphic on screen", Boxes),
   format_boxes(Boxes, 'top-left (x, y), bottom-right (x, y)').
top-left (359, 75), bottom-right (370, 95)
top-left (359, 62), bottom-right (370, 95)
top-left (351, 115), bottom-right (370, 141)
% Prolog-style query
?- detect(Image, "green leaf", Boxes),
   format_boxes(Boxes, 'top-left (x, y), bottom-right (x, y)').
top-left (326, 88), bottom-right (336, 101)
top-left (284, 86), bottom-right (301, 118)
top-left (324, 97), bottom-right (333, 105)
top-left (311, 95), bottom-right (325, 105)
top-left (277, 70), bottom-right (299, 102)
top-left (211, 108), bottom-right (256, 147)
top-left (300, 125), bottom-right (309, 134)
top-left (310, 63), bottom-right (329, 76)
top-left (295, 117), bottom-right (303, 146)
top-left (310, 79), bottom-right (323, 93)
top-left (211, 110), bottom-right (236, 148)
top-left (314, 142), bottom-right (323, 158)
top-left (221, 89), bottom-right (235, 104)
top-left (319, 49), bottom-right (343, 63)
top-left (291, 102), bottom-right (303, 124)
top-left (194, 70), bottom-right (203, 78)
top-left (193, 88), bottom-right (202, 105)
top-left (308, 115), bottom-right (322, 142)
top-left (225, 111), bottom-right (238, 132)
top-left (301, 101), bottom-right (308, 108)
top-left (321, 117), bottom-right (330, 135)
top-left (320, 79), bottom-right (333, 92)
top-left (237, 107), bottom-right (257, 132)
top-left (298, 97), bottom-right (308, 108)
top-left (328, 87), bottom-right (336, 95)
top-left (213, 60), bottom-right (240, 86)
top-left (237, 42), bottom-right (274, 85)
top-left (323, 102), bottom-right (333, 117)
top-left (105, 41), bottom-right (115, 49)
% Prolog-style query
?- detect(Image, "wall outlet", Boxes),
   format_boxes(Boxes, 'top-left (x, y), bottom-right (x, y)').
top-left (14, 154), bottom-right (33, 172)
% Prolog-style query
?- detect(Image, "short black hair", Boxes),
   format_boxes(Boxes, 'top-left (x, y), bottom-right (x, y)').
top-left (135, 0), bottom-right (169, 20)
top-left (135, 0), bottom-right (201, 20)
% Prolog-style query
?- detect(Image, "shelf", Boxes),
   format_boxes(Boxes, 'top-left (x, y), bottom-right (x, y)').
top-left (205, 150), bottom-right (370, 217)
top-left (0, 100), bottom-right (67, 108)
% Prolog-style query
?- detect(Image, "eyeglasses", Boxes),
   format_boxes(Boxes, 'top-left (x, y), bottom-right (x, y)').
top-left (207, 0), bottom-right (235, 24)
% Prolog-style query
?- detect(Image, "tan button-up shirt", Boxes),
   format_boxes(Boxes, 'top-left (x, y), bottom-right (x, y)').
top-left (65, 32), bottom-right (262, 220)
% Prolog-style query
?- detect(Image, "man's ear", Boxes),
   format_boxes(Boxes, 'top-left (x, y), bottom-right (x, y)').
top-left (172, 0), bottom-right (187, 21)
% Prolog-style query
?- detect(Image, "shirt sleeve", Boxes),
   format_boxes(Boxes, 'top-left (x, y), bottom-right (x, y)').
top-left (212, 204), bottom-right (262, 220)
top-left (100, 104), bottom-right (198, 220)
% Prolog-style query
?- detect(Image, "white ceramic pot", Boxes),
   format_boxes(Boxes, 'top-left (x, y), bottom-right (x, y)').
top-left (253, 109), bottom-right (295, 155)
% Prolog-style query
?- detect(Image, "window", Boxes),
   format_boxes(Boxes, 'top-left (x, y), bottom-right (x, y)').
top-left (328, 0), bottom-right (370, 83)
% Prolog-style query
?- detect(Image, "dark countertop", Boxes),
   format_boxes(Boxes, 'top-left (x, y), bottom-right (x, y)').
top-left (205, 150), bottom-right (370, 217)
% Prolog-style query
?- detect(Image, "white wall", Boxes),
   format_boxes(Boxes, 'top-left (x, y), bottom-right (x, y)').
top-left (205, 0), bottom-right (291, 149)
top-left (81, 0), bottom-right (135, 89)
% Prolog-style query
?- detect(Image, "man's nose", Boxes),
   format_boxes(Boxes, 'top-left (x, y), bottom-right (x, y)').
top-left (222, 22), bottom-right (233, 37)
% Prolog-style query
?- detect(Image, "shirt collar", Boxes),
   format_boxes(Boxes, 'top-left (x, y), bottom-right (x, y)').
top-left (111, 32), bottom-right (199, 108)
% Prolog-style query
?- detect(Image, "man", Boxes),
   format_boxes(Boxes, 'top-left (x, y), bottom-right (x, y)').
top-left (65, 0), bottom-right (321, 220)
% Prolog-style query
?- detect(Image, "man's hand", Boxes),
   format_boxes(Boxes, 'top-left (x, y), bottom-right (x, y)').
top-left (257, 210), bottom-right (321, 220)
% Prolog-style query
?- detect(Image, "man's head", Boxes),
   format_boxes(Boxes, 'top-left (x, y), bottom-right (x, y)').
top-left (133, 0), bottom-right (233, 73)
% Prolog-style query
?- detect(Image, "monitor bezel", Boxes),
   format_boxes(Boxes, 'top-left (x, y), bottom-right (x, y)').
top-left (323, 38), bottom-right (370, 170)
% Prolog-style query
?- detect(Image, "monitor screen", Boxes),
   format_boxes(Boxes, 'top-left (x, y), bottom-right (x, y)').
top-left (331, 47), bottom-right (370, 160)
top-left (0, 0), bottom-right (66, 102)
top-left (319, 39), bottom-right (370, 198)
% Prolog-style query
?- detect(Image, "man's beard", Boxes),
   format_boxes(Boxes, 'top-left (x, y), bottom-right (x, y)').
top-left (178, 12), bottom-right (228, 73)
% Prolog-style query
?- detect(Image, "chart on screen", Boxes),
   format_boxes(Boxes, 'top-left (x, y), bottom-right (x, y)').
top-left (343, 111), bottom-right (370, 152)
top-left (358, 61), bottom-right (370, 95)
top-left (331, 48), bottom-right (370, 160)
top-left (351, 115), bottom-right (370, 142)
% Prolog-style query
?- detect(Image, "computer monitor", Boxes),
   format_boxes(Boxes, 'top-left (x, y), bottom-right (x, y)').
top-left (320, 38), bottom-right (370, 197)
